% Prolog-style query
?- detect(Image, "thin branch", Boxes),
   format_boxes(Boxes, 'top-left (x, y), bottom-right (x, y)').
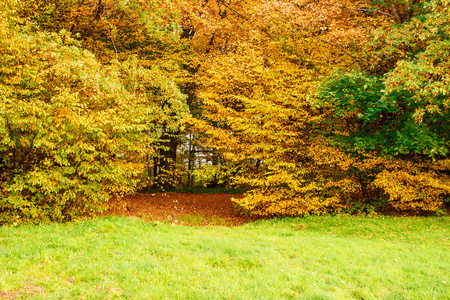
top-left (216, 0), bottom-right (272, 37)
top-left (327, 3), bottom-right (396, 19)
top-left (216, 0), bottom-right (248, 21)
top-left (281, 7), bottom-right (374, 65)
top-left (307, 34), bottom-right (373, 66)
top-left (111, 37), bottom-right (119, 60)
top-left (216, 0), bottom-right (372, 65)
top-left (104, 1), bottom-right (120, 8)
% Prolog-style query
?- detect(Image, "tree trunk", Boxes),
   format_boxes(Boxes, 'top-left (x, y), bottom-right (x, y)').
top-left (156, 133), bottom-right (180, 189)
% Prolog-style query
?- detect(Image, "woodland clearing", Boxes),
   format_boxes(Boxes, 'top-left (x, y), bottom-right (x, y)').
top-left (103, 192), bottom-right (262, 226)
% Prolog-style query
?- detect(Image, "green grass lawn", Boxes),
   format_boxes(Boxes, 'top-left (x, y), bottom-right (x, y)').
top-left (0, 215), bottom-right (449, 299)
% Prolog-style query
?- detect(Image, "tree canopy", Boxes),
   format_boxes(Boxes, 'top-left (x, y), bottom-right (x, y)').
top-left (1, 0), bottom-right (449, 224)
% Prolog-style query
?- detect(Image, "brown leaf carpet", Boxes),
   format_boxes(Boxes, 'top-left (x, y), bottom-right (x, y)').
top-left (103, 193), bottom-right (262, 226)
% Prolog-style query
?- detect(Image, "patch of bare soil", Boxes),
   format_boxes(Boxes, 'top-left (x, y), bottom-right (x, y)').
top-left (102, 193), bottom-right (262, 226)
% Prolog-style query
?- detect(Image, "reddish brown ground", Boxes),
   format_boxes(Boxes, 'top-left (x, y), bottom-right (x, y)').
top-left (103, 193), bottom-right (262, 226)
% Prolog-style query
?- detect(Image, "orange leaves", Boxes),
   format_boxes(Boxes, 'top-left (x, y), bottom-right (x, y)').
top-left (308, 141), bottom-right (357, 171)
top-left (188, 0), bottom-right (393, 216)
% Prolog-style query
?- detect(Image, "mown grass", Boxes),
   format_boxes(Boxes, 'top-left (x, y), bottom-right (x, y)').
top-left (176, 215), bottom-right (226, 226)
top-left (0, 215), bottom-right (449, 299)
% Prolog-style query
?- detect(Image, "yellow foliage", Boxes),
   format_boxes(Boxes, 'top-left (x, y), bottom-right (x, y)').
top-left (189, 0), bottom-right (392, 216)
top-left (235, 188), bottom-right (345, 217)
top-left (374, 166), bottom-right (450, 212)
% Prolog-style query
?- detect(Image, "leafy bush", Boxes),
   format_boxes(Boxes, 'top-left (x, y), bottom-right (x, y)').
top-left (0, 10), bottom-right (186, 224)
top-left (311, 0), bottom-right (450, 214)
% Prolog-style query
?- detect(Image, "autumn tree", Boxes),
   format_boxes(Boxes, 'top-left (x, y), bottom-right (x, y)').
top-left (185, 0), bottom-right (389, 215)
top-left (16, 0), bottom-right (195, 188)
top-left (0, 0), bottom-right (188, 224)
top-left (314, 0), bottom-right (450, 213)
top-left (3, 0), bottom-right (447, 223)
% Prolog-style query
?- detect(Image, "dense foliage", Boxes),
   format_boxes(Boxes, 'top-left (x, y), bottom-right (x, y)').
top-left (0, 1), bottom-right (187, 224)
top-left (1, 0), bottom-right (449, 224)
top-left (314, 0), bottom-right (450, 213)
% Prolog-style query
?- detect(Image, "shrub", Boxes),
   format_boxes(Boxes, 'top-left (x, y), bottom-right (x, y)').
top-left (0, 11), bottom-right (186, 224)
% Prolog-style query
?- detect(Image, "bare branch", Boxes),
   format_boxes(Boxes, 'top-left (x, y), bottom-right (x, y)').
top-left (216, 0), bottom-right (249, 21)
top-left (307, 34), bottom-right (372, 66)
top-left (390, 4), bottom-right (403, 23)
top-left (327, 3), bottom-right (396, 20)
top-left (281, 5), bottom-right (374, 65)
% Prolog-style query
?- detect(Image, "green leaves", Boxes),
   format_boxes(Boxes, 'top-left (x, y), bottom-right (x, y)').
top-left (317, 1), bottom-right (450, 159)
top-left (311, 0), bottom-right (450, 213)
top-left (315, 72), bottom-right (387, 120)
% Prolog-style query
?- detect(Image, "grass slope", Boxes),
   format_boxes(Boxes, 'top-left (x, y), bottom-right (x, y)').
top-left (0, 216), bottom-right (449, 299)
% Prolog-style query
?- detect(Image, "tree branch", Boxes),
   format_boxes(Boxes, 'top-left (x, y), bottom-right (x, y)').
top-left (215, 0), bottom-right (373, 65)
top-left (327, 3), bottom-right (396, 20)
top-left (306, 34), bottom-right (373, 66)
